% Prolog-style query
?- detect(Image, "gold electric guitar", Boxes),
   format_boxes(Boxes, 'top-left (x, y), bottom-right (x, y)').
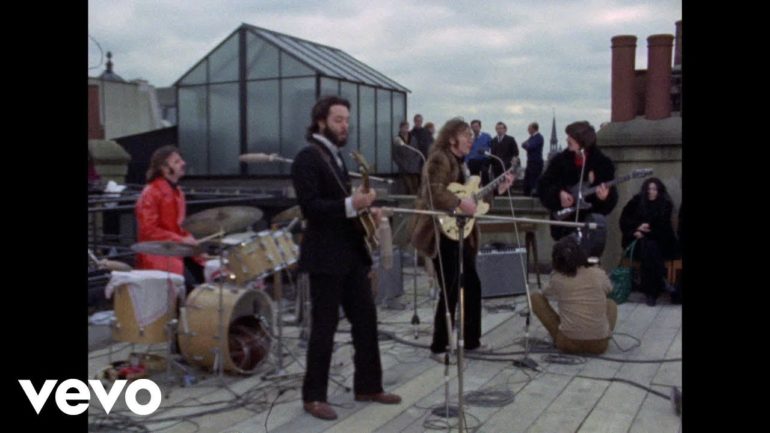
top-left (350, 151), bottom-right (380, 255)
top-left (438, 162), bottom-right (516, 241)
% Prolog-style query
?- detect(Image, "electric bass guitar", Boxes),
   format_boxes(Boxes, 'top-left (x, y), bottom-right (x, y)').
top-left (438, 163), bottom-right (516, 241)
top-left (552, 168), bottom-right (653, 220)
top-left (350, 151), bottom-right (380, 255)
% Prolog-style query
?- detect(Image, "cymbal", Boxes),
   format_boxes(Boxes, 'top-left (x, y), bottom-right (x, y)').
top-left (272, 205), bottom-right (302, 224)
top-left (182, 206), bottom-right (263, 237)
top-left (131, 241), bottom-right (201, 257)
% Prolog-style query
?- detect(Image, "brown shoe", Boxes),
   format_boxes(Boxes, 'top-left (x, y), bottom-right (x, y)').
top-left (303, 401), bottom-right (338, 420)
top-left (354, 392), bottom-right (402, 404)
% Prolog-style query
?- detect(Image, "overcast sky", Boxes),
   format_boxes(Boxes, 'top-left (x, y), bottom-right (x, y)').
top-left (88, 0), bottom-right (681, 163)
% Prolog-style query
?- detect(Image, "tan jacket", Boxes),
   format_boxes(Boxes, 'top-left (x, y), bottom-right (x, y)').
top-left (410, 147), bottom-right (479, 258)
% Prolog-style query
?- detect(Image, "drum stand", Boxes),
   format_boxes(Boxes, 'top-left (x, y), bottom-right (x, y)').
top-left (162, 319), bottom-right (196, 397)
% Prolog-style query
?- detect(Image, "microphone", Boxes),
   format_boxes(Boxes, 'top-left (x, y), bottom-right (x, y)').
top-left (239, 153), bottom-right (293, 164)
top-left (378, 216), bottom-right (393, 269)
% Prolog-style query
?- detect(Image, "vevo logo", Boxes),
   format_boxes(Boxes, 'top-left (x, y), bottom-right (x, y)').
top-left (19, 379), bottom-right (161, 416)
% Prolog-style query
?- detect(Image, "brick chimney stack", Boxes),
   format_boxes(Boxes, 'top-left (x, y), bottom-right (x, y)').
top-left (610, 35), bottom-right (637, 122)
top-left (88, 84), bottom-right (105, 139)
top-left (645, 34), bottom-right (674, 120)
top-left (674, 20), bottom-right (682, 66)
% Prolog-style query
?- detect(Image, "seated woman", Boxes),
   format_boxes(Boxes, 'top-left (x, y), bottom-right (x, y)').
top-left (531, 236), bottom-right (617, 354)
top-left (619, 178), bottom-right (679, 306)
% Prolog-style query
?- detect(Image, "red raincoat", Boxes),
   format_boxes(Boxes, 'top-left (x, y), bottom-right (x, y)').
top-left (134, 177), bottom-right (203, 275)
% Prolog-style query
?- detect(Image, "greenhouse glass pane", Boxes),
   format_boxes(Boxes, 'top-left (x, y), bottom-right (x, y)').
top-left (209, 83), bottom-right (240, 174)
top-left (178, 86), bottom-right (208, 175)
top-left (376, 89), bottom-right (392, 173)
top-left (357, 86), bottom-right (376, 174)
top-left (179, 60), bottom-right (207, 85)
top-left (246, 33), bottom-right (279, 79)
top-left (281, 52), bottom-right (314, 77)
top-left (209, 33), bottom-right (239, 83)
top-left (281, 78), bottom-right (316, 174)
top-left (247, 80), bottom-right (281, 175)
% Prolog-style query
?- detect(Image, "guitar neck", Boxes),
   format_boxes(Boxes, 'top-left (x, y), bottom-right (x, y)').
top-left (580, 173), bottom-right (631, 197)
top-left (473, 165), bottom-right (514, 200)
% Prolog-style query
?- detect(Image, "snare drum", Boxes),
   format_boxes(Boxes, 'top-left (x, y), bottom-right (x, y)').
top-left (178, 284), bottom-right (273, 374)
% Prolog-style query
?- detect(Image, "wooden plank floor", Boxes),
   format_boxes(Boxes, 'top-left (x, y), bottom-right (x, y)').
top-left (87, 268), bottom-right (682, 433)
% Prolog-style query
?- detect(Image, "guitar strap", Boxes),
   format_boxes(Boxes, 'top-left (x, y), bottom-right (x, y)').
top-left (310, 141), bottom-right (352, 197)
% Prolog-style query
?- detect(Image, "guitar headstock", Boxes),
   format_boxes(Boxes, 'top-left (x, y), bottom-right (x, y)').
top-left (350, 150), bottom-right (371, 175)
top-left (631, 168), bottom-right (654, 179)
top-left (350, 150), bottom-right (371, 191)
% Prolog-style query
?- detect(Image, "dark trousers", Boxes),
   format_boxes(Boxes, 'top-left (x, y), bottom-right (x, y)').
top-left (467, 159), bottom-right (490, 186)
top-left (523, 162), bottom-right (543, 196)
top-left (431, 234), bottom-right (482, 354)
top-left (631, 238), bottom-right (666, 298)
top-left (183, 257), bottom-right (205, 294)
top-left (302, 259), bottom-right (384, 402)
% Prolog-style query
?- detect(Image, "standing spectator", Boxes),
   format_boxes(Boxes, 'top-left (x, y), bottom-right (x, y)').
top-left (392, 120), bottom-right (421, 194)
top-left (465, 119), bottom-right (492, 185)
top-left (410, 114), bottom-right (432, 163)
top-left (521, 122), bottom-right (545, 196)
top-left (489, 121), bottom-right (519, 183)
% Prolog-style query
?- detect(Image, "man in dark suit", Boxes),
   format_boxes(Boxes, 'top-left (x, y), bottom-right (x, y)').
top-left (291, 96), bottom-right (401, 421)
top-left (489, 121), bottom-right (519, 184)
top-left (521, 122), bottom-right (545, 196)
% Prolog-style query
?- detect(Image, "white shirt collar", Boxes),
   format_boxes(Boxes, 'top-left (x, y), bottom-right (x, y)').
top-left (313, 133), bottom-right (344, 167)
top-left (313, 133), bottom-right (340, 155)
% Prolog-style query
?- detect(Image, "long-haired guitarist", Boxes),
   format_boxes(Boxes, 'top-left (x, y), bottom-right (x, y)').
top-left (411, 118), bottom-right (514, 363)
top-left (537, 121), bottom-right (618, 256)
top-left (291, 96), bottom-right (401, 421)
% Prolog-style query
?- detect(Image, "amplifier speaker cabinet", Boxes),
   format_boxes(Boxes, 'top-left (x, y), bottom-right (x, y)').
top-left (476, 247), bottom-right (527, 298)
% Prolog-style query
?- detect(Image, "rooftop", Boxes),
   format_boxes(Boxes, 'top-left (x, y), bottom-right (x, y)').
top-left (87, 265), bottom-right (682, 433)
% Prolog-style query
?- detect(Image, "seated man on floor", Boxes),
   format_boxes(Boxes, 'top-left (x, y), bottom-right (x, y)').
top-left (530, 236), bottom-right (617, 354)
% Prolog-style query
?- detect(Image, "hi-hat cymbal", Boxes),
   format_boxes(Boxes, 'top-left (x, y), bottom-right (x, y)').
top-left (272, 205), bottom-right (302, 224)
top-left (131, 241), bottom-right (201, 257)
top-left (182, 206), bottom-right (263, 237)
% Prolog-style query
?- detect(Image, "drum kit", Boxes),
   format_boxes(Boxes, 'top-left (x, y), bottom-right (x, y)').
top-left (114, 205), bottom-right (301, 384)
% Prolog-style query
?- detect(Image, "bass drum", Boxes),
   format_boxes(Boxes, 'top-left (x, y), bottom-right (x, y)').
top-left (178, 284), bottom-right (273, 374)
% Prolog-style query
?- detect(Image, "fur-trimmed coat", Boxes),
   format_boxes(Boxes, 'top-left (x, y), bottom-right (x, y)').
top-left (411, 147), bottom-right (480, 258)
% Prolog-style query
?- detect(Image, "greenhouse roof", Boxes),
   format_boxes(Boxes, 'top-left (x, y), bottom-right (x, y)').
top-left (243, 24), bottom-right (409, 92)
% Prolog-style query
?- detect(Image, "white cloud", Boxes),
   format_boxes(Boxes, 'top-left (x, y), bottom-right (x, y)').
top-left (88, 0), bottom-right (681, 164)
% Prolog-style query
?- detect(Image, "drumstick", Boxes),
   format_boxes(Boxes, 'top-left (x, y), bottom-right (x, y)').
top-left (197, 230), bottom-right (226, 244)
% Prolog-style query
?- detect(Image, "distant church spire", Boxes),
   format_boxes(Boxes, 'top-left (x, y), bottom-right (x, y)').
top-left (548, 110), bottom-right (560, 160)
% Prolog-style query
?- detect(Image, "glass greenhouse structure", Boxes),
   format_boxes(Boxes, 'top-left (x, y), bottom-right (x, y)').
top-left (175, 24), bottom-right (410, 176)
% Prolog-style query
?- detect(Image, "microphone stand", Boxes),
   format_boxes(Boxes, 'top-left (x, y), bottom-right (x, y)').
top-left (240, 153), bottom-right (393, 184)
top-left (397, 142), bottom-right (434, 339)
top-left (486, 152), bottom-right (538, 371)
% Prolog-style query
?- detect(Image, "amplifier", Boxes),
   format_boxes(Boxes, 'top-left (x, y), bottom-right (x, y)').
top-left (476, 247), bottom-right (527, 298)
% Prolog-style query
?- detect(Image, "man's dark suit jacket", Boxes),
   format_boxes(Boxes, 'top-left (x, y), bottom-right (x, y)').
top-left (490, 134), bottom-right (519, 179)
top-left (291, 139), bottom-right (372, 275)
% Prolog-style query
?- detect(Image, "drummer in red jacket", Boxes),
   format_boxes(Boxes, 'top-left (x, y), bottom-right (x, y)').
top-left (135, 145), bottom-right (205, 289)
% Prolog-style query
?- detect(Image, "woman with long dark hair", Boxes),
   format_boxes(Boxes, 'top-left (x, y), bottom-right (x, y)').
top-left (619, 177), bottom-right (679, 306)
